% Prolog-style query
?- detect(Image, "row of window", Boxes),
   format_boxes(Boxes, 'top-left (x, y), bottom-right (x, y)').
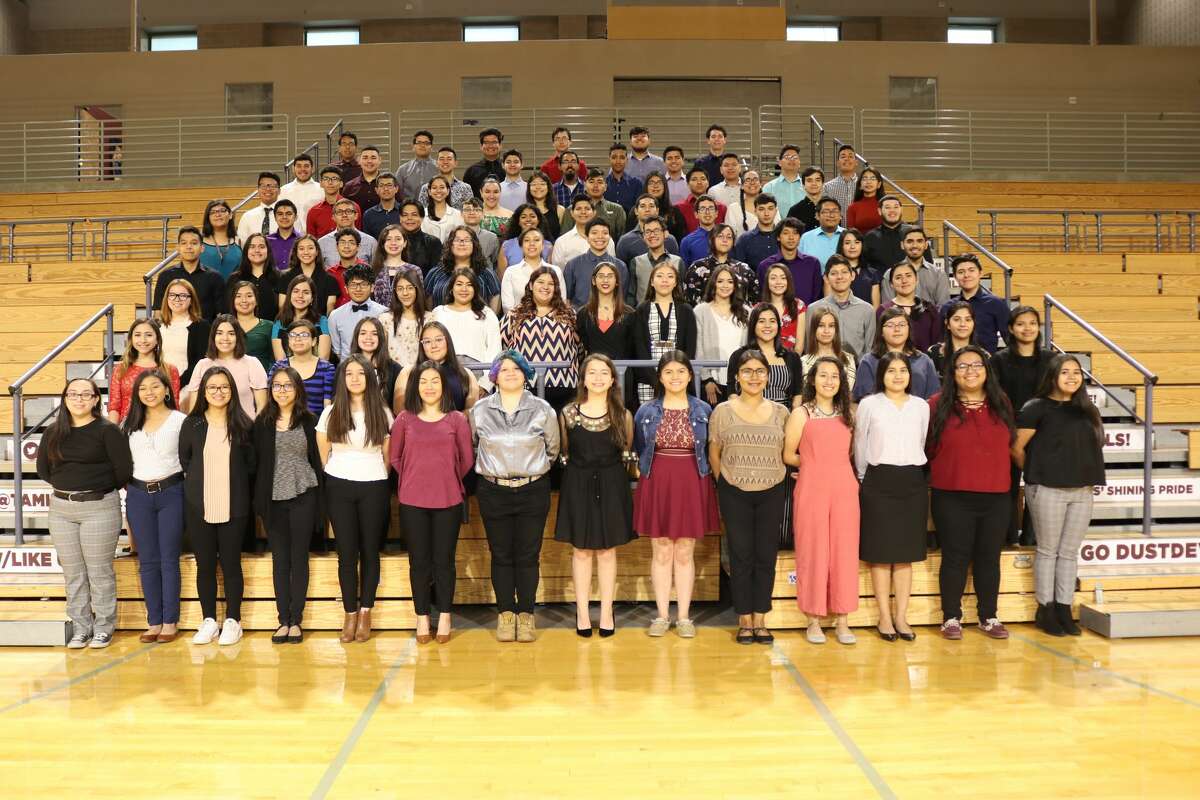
top-left (788, 23), bottom-right (997, 44)
top-left (147, 24), bottom-right (520, 52)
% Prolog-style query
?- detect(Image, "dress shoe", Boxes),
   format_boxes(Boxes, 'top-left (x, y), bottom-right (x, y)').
top-left (340, 613), bottom-right (358, 643)
top-left (875, 627), bottom-right (897, 642)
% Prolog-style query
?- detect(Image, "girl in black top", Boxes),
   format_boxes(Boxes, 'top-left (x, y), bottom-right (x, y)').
top-left (927, 300), bottom-right (976, 375)
top-left (36, 379), bottom-right (133, 649)
top-left (632, 259), bottom-right (696, 408)
top-left (224, 232), bottom-right (279, 321)
top-left (179, 365), bottom-right (257, 647)
top-left (725, 303), bottom-right (804, 407)
top-left (576, 261), bottom-right (634, 361)
top-left (1012, 354), bottom-right (1106, 637)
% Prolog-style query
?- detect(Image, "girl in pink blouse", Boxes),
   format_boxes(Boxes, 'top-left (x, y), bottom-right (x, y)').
top-left (107, 319), bottom-right (181, 423)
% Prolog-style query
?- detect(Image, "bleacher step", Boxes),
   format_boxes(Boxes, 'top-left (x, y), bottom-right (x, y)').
top-left (0, 613), bottom-right (70, 646)
top-left (1080, 600), bottom-right (1200, 638)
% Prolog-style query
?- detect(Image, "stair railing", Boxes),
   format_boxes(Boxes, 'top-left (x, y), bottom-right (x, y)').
top-left (831, 136), bottom-right (925, 228)
top-left (942, 220), bottom-right (1014, 306)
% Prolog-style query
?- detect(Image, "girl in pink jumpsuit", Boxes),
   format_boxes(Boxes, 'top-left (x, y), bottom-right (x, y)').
top-left (784, 355), bottom-right (860, 645)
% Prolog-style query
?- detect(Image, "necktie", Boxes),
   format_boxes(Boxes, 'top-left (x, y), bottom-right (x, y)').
top-left (352, 303), bottom-right (369, 313)
top-left (261, 207), bottom-right (271, 235)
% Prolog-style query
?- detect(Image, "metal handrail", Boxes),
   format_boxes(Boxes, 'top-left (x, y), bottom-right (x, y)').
top-left (325, 119), bottom-right (344, 166)
top-left (808, 115), bottom-right (825, 173)
top-left (2, 214), bottom-right (184, 262)
top-left (832, 136), bottom-right (925, 228)
top-left (979, 208), bottom-right (1200, 253)
top-left (941, 220), bottom-right (1014, 306)
top-left (1043, 294), bottom-right (1157, 536)
top-left (461, 359), bottom-right (731, 400)
top-left (8, 304), bottom-right (116, 544)
top-left (92, 214), bottom-right (182, 259)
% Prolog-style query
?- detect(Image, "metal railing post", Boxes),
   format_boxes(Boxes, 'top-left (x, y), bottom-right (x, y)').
top-left (1142, 377), bottom-right (1154, 535)
top-left (105, 306), bottom-right (114, 383)
top-left (989, 211), bottom-right (998, 250)
top-left (1095, 213), bottom-right (1104, 252)
top-left (177, 118), bottom-right (183, 177)
top-left (1189, 213), bottom-right (1197, 253)
top-left (1154, 212), bottom-right (1162, 252)
top-left (6, 222), bottom-right (13, 262)
top-left (944, 220), bottom-right (1014, 306)
top-left (66, 220), bottom-right (75, 261)
top-left (100, 220), bottom-right (109, 260)
top-left (161, 217), bottom-right (170, 258)
top-left (1043, 295), bottom-right (1053, 344)
top-left (12, 387), bottom-right (23, 545)
top-left (942, 225), bottom-right (951, 267)
top-left (1062, 212), bottom-right (1070, 251)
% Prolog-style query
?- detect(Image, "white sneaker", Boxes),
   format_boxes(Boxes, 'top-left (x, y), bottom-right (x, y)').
top-left (192, 617), bottom-right (220, 645)
top-left (218, 618), bottom-right (242, 646)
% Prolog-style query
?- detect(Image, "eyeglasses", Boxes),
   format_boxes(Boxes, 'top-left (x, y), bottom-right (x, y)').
top-left (271, 384), bottom-right (295, 393)
top-left (205, 385), bottom-right (232, 394)
top-left (209, 208), bottom-right (230, 215)
top-left (738, 368), bottom-right (769, 378)
top-left (420, 337), bottom-right (447, 347)
top-left (65, 391), bottom-right (95, 400)
top-left (955, 363), bottom-right (986, 373)
top-left (288, 332), bottom-right (313, 340)
top-left (167, 292), bottom-right (192, 301)
top-left (347, 281), bottom-right (372, 289)
top-left (414, 139), bottom-right (433, 146)
top-left (882, 322), bottom-right (908, 331)
top-left (334, 209), bottom-right (356, 216)
top-left (320, 177), bottom-right (341, 184)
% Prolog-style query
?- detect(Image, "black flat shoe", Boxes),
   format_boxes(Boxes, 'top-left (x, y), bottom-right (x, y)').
top-left (576, 627), bottom-right (593, 638)
top-left (736, 627), bottom-right (755, 645)
top-left (876, 627), bottom-right (898, 642)
top-left (271, 627), bottom-right (289, 644)
top-left (598, 626), bottom-right (615, 638)
top-left (287, 628), bottom-right (303, 644)
top-left (753, 628), bottom-right (774, 644)
top-left (896, 630), bottom-right (916, 642)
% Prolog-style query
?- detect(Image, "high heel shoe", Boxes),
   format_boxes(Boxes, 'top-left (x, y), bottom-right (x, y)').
top-left (876, 627), bottom-right (898, 642)
top-left (576, 627), bottom-right (593, 638)
top-left (416, 632), bottom-right (433, 645)
top-left (436, 630), bottom-right (451, 644)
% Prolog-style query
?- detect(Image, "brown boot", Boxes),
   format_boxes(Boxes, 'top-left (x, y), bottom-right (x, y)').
top-left (355, 608), bottom-right (372, 642)
top-left (340, 612), bottom-right (358, 643)
top-left (496, 611), bottom-right (516, 642)
top-left (516, 612), bottom-right (536, 643)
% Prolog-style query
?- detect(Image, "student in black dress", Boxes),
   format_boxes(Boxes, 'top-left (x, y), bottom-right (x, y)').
top-left (179, 365), bottom-right (256, 647)
top-left (555, 354), bottom-right (636, 638)
top-left (632, 259), bottom-right (696, 408)
top-left (253, 366), bottom-right (323, 644)
top-left (277, 234), bottom-right (341, 317)
top-left (991, 305), bottom-right (1055, 546)
top-left (224, 232), bottom-right (279, 321)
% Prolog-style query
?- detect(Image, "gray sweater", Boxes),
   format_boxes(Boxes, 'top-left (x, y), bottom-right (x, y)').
top-left (808, 293), bottom-right (877, 358)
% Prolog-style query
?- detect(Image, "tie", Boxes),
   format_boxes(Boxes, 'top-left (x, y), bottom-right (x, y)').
top-left (261, 207), bottom-right (271, 235)
top-left (352, 303), bottom-right (369, 313)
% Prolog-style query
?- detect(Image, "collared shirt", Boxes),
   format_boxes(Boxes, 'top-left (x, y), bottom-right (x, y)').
top-left (862, 222), bottom-right (914, 272)
top-left (665, 175), bottom-right (689, 205)
top-left (237, 203), bottom-right (280, 245)
top-left (785, 196), bottom-right (820, 231)
top-left (266, 230), bottom-right (300, 270)
top-left (808, 293), bottom-right (877, 357)
top-left (342, 174), bottom-right (380, 214)
top-left (674, 195), bottom-right (727, 234)
top-left (396, 157), bottom-right (439, 202)
top-left (417, 177), bottom-right (474, 211)
top-left (708, 182), bottom-right (742, 210)
top-left (799, 226), bottom-right (844, 269)
top-left (305, 197), bottom-right (362, 241)
top-left (539, 155), bottom-right (588, 184)
top-left (549, 227), bottom-right (615, 267)
top-left (625, 152), bottom-right (665, 183)
top-left (328, 298), bottom-right (387, 359)
top-left (329, 158), bottom-right (362, 185)
top-left (590, 198), bottom-right (627, 237)
top-left (733, 227), bottom-right (780, 274)
top-left (362, 202), bottom-right (401, 241)
top-left (152, 263), bottom-right (225, 320)
top-left (693, 152), bottom-right (725, 186)
top-left (946, 287), bottom-right (1010, 353)
top-left (564, 251), bottom-right (628, 307)
top-left (500, 260), bottom-right (566, 313)
top-left (615, 228), bottom-right (679, 265)
top-left (822, 174), bottom-right (858, 213)
top-left (628, 251), bottom-right (681, 306)
top-left (318, 228), bottom-right (378, 266)
top-left (881, 261), bottom-right (951, 307)
top-left (499, 177), bottom-right (528, 211)
top-left (853, 393), bottom-right (929, 480)
top-left (553, 179), bottom-right (587, 208)
top-left (469, 390), bottom-right (561, 479)
top-left (604, 172), bottom-right (643, 212)
top-left (679, 227), bottom-right (714, 269)
top-left (279, 179), bottom-right (324, 223)
top-left (762, 174), bottom-right (806, 214)
top-left (682, 256), bottom-right (758, 307)
top-left (463, 159), bottom-right (504, 197)
top-left (757, 252), bottom-right (824, 307)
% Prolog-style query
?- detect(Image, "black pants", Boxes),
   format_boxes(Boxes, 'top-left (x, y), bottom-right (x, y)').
top-left (717, 478), bottom-right (785, 615)
top-left (477, 477), bottom-right (550, 614)
top-left (267, 489), bottom-right (317, 626)
top-left (400, 503), bottom-right (462, 616)
top-left (931, 489), bottom-right (1009, 622)
top-left (326, 475), bottom-right (390, 613)
top-left (1008, 465), bottom-right (1037, 546)
top-left (188, 507), bottom-right (246, 622)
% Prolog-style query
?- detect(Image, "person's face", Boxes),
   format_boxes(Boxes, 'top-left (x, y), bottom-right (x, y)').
top-left (213, 322), bottom-right (237, 354)
top-left (767, 267), bottom-right (788, 298)
top-left (837, 148), bottom-right (856, 172)
top-left (270, 374), bottom-right (296, 405)
top-left (417, 368), bottom-right (444, 406)
top-left (395, 277), bottom-right (416, 307)
top-left (754, 202), bottom-right (777, 227)
top-left (296, 238), bottom-right (318, 264)
top-left (860, 172), bottom-right (880, 195)
top-left (659, 361), bottom-right (691, 394)
top-left (954, 353), bottom-right (987, 393)
top-left (593, 266), bottom-right (618, 297)
top-left (779, 149), bottom-right (801, 173)
top-left (803, 171), bottom-right (823, 193)
top-left (247, 237), bottom-right (269, 265)
top-left (583, 360), bottom-right (614, 396)
top-left (138, 375), bottom-right (168, 409)
top-left (586, 225), bottom-right (609, 252)
top-left (712, 227), bottom-right (734, 254)
top-left (481, 182), bottom-right (501, 206)
top-left (880, 199), bottom-right (903, 224)
top-left (377, 178), bottom-right (398, 202)
top-left (356, 321), bottom-right (379, 353)
top-left (696, 201), bottom-right (718, 227)
top-left (359, 150), bottom-right (380, 174)
top-left (560, 154), bottom-right (579, 180)
top-left (462, 204), bottom-right (483, 226)
top-left (755, 311), bottom-right (779, 342)
top-left (818, 203), bottom-right (841, 230)
top-left (130, 322), bottom-right (158, 355)
top-left (321, 172), bottom-right (342, 195)
top-left (451, 275), bottom-right (475, 305)
top-left (336, 235), bottom-right (359, 260)
top-left (642, 222), bottom-right (664, 249)
top-left (713, 271), bottom-right (735, 300)
top-left (429, 180), bottom-right (449, 203)
top-left (881, 316), bottom-right (910, 350)
top-left (531, 273), bottom-right (557, 305)
top-left (293, 160), bottom-right (313, 182)
top-left (882, 360), bottom-right (910, 394)
top-left (571, 202), bottom-right (594, 226)
top-left (720, 158), bottom-right (740, 182)
top-left (737, 359), bottom-right (768, 396)
top-left (166, 285), bottom-right (193, 314)
top-left (778, 227), bottom-right (800, 250)
top-left (203, 375), bottom-right (232, 409)
top-left (955, 262), bottom-right (982, 292)
top-left (347, 276), bottom-right (372, 303)
top-left (1056, 360), bottom-right (1084, 396)
top-left (290, 283), bottom-right (313, 310)
top-left (503, 154), bottom-right (522, 177)
top-left (528, 178), bottom-right (548, 201)
top-left (480, 134), bottom-right (501, 160)
top-left (420, 329), bottom-right (448, 361)
top-left (343, 362), bottom-right (367, 396)
top-left (1010, 312), bottom-right (1040, 345)
top-left (815, 314), bottom-right (836, 346)
top-left (826, 264), bottom-right (853, 293)
top-left (450, 230), bottom-right (474, 260)
top-left (707, 129), bottom-right (726, 152)
top-left (233, 285), bottom-right (257, 316)
top-left (630, 131), bottom-right (650, 152)
top-left (413, 134), bottom-right (433, 158)
top-left (63, 380), bottom-right (98, 416)
top-left (274, 205), bottom-right (296, 230)
top-left (552, 131), bottom-right (572, 152)
top-left (664, 151), bottom-right (684, 173)
top-left (178, 233), bottom-right (202, 261)
top-left (891, 266), bottom-right (917, 296)
top-left (651, 266), bottom-right (676, 297)
top-left (338, 135), bottom-right (357, 161)
top-left (257, 177), bottom-right (279, 205)
top-left (383, 228), bottom-right (405, 256)
top-left (521, 231), bottom-right (544, 259)
top-left (586, 176), bottom-right (606, 199)
top-left (287, 326), bottom-right (314, 355)
top-left (636, 197), bottom-right (658, 222)
top-left (496, 359), bottom-right (527, 392)
top-left (208, 205), bottom-right (231, 229)
top-left (609, 149), bottom-right (627, 172)
top-left (947, 308), bottom-right (974, 341)
top-left (436, 150), bottom-right (457, 174)
top-left (742, 171), bottom-right (762, 193)
top-left (518, 208), bottom-right (540, 230)
top-left (814, 362), bottom-right (841, 400)
top-left (841, 234), bottom-right (862, 259)
top-left (903, 234), bottom-right (926, 261)
top-left (333, 204), bottom-right (357, 228)
top-left (688, 172), bottom-right (709, 196)
top-left (645, 177), bottom-right (665, 198)
top-left (400, 206), bottom-right (422, 232)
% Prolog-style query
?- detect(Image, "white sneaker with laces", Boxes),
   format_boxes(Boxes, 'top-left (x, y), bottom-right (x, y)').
top-left (67, 632), bottom-right (91, 649)
top-left (218, 618), bottom-right (242, 646)
top-left (89, 632), bottom-right (113, 649)
top-left (192, 617), bottom-right (220, 645)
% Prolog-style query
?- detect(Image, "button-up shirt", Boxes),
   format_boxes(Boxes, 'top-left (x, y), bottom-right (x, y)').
top-left (628, 251), bottom-right (682, 306)
top-left (679, 227), bottom-right (714, 268)
top-left (757, 252), bottom-right (824, 307)
top-left (342, 174), bottom-right (380, 215)
top-left (266, 230), bottom-right (300, 269)
top-left (362, 203), bottom-right (401, 241)
top-left (152, 263), bottom-right (225, 320)
top-left (808, 293), bottom-right (877, 357)
top-left (305, 197), bottom-right (362, 241)
top-left (329, 158), bottom-right (362, 184)
top-left (785, 196), bottom-right (820, 231)
top-left (822, 174), bottom-right (858, 213)
top-left (708, 182), bottom-right (742, 210)
top-left (625, 152), bottom-right (665, 183)
top-left (853, 393), bottom-right (929, 479)
top-left (463, 159), bottom-right (504, 197)
top-left (604, 172), bottom-right (643, 212)
top-left (553, 179), bottom-right (587, 209)
top-left (946, 287), bottom-right (1010, 353)
top-left (590, 199), bottom-right (627, 237)
top-left (882, 261), bottom-right (951, 307)
top-left (693, 152), bottom-right (726, 186)
top-left (236, 204), bottom-right (278, 245)
top-left (396, 157), bottom-right (438, 202)
top-left (564, 251), bottom-right (628, 307)
top-left (733, 227), bottom-right (780, 273)
top-left (666, 175), bottom-right (689, 205)
top-left (550, 227), bottom-right (615, 267)
top-left (799, 226), bottom-right (844, 269)
top-left (417, 177), bottom-right (474, 210)
top-left (615, 228), bottom-right (679, 265)
top-left (279, 179), bottom-right (324, 223)
top-left (328, 298), bottom-right (387, 359)
top-left (499, 177), bottom-right (528, 211)
top-left (469, 390), bottom-right (561, 479)
top-left (762, 174), bottom-right (806, 215)
top-left (318, 228), bottom-right (378, 266)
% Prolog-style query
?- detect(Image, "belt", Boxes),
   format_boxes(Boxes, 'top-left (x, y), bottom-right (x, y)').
top-left (52, 489), bottom-right (107, 502)
top-left (482, 473), bottom-right (544, 488)
top-left (128, 473), bottom-right (185, 494)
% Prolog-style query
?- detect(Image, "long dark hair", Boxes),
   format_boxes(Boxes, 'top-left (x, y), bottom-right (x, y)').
top-left (1007, 304), bottom-right (1044, 351)
top-left (116, 318), bottom-right (169, 375)
top-left (653, 350), bottom-right (693, 399)
top-left (836, 228), bottom-right (864, 265)
top-left (370, 224), bottom-right (408, 272)
top-left (439, 226), bottom-right (490, 276)
top-left (928, 344), bottom-right (1015, 452)
top-left (873, 351), bottom-right (912, 395)
top-left (350, 316), bottom-right (393, 390)
top-left (386, 265), bottom-right (429, 336)
top-left (760, 262), bottom-right (800, 319)
top-left (643, 258), bottom-right (684, 303)
top-left (800, 355), bottom-right (854, 444)
top-left (259, 366), bottom-right (314, 432)
top-left (502, 202), bottom-right (544, 241)
top-left (871, 305), bottom-right (915, 358)
top-left (572, 353), bottom-right (629, 449)
top-left (415, 321), bottom-right (473, 391)
top-left (525, 172), bottom-right (561, 239)
top-left (939, 300), bottom-right (976, 352)
top-left (642, 171), bottom-right (671, 216)
top-left (745, 302), bottom-right (783, 352)
top-left (279, 275), bottom-right (322, 328)
top-left (122, 369), bottom-right (178, 436)
top-left (403, 360), bottom-right (455, 415)
top-left (803, 306), bottom-right (850, 362)
top-left (325, 354), bottom-right (390, 447)
top-left (701, 263), bottom-right (749, 324)
top-left (201, 199), bottom-right (235, 239)
top-left (425, 175), bottom-right (451, 219)
top-left (189, 365), bottom-right (253, 445)
top-left (1033, 353), bottom-right (1103, 440)
top-left (444, 266), bottom-right (486, 318)
top-left (509, 266), bottom-right (575, 330)
top-left (584, 261), bottom-right (630, 324)
top-left (852, 168), bottom-right (882, 203)
top-left (287, 234), bottom-right (325, 272)
top-left (234, 232), bottom-right (276, 277)
top-left (205, 314), bottom-right (248, 360)
top-left (227, 280), bottom-right (261, 319)
top-left (42, 378), bottom-right (105, 467)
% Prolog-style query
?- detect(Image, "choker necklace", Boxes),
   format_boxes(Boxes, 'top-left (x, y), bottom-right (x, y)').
top-left (959, 397), bottom-right (986, 408)
top-left (808, 404), bottom-right (838, 418)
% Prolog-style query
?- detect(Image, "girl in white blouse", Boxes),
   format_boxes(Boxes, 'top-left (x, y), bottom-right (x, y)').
top-left (421, 176), bottom-right (465, 243)
top-left (431, 267), bottom-right (501, 386)
top-left (378, 265), bottom-right (429, 369)
top-left (853, 351), bottom-right (929, 642)
top-left (695, 264), bottom-right (748, 405)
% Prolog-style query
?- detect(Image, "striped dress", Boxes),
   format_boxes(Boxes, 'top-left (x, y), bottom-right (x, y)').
top-left (499, 311), bottom-right (579, 389)
top-left (269, 358), bottom-right (337, 415)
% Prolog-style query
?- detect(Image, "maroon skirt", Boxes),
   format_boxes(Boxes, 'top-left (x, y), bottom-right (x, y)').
top-left (634, 450), bottom-right (722, 540)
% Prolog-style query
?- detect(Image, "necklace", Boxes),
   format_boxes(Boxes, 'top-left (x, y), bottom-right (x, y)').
top-left (808, 404), bottom-right (838, 419)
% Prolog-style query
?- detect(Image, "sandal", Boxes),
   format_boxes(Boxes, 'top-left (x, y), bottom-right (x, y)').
top-left (753, 627), bottom-right (774, 644)
top-left (736, 627), bottom-right (755, 645)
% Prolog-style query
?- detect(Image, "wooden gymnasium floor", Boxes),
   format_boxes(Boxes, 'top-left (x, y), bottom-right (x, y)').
top-left (0, 619), bottom-right (1198, 799)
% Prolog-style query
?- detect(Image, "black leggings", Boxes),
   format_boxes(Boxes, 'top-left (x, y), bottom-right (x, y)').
top-left (931, 489), bottom-right (1010, 622)
top-left (326, 476), bottom-right (390, 613)
top-left (477, 477), bottom-right (550, 614)
top-left (188, 507), bottom-right (246, 622)
top-left (717, 478), bottom-right (786, 616)
top-left (267, 489), bottom-right (317, 626)
top-left (400, 503), bottom-right (462, 616)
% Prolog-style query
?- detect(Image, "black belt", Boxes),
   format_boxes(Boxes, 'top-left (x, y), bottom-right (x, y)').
top-left (128, 473), bottom-right (185, 494)
top-left (52, 489), bottom-right (108, 502)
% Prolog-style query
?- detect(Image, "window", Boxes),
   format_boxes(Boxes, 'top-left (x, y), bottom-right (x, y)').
top-left (463, 24), bottom-right (520, 43)
top-left (147, 32), bottom-right (197, 52)
top-left (305, 27), bottom-right (360, 47)
top-left (786, 24), bottom-right (840, 42)
top-left (948, 25), bottom-right (996, 44)
top-left (225, 83), bottom-right (274, 130)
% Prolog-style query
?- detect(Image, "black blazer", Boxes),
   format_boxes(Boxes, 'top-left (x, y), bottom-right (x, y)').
top-left (180, 319), bottom-right (212, 387)
top-left (251, 415), bottom-right (324, 533)
top-left (178, 415), bottom-right (257, 519)
top-left (403, 231), bottom-right (444, 274)
top-left (576, 310), bottom-right (635, 361)
top-left (633, 300), bottom-right (697, 387)
top-left (725, 344), bottom-right (804, 401)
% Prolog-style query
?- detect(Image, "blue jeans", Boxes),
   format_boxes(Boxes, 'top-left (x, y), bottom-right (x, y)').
top-left (125, 483), bottom-right (184, 626)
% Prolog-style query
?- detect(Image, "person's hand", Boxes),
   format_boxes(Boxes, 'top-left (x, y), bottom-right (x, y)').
top-left (705, 382), bottom-right (719, 406)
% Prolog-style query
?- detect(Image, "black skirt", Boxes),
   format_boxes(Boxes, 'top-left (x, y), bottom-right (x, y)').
top-left (859, 464), bottom-right (928, 564)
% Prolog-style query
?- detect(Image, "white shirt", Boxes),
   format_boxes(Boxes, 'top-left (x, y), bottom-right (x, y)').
top-left (725, 202), bottom-right (782, 236)
top-left (550, 227), bottom-right (615, 268)
top-left (694, 302), bottom-right (746, 384)
top-left (279, 178), bottom-right (325, 223)
top-left (500, 260), bottom-right (567, 313)
top-left (161, 320), bottom-right (190, 376)
top-left (430, 304), bottom-right (502, 370)
top-left (128, 410), bottom-right (186, 481)
top-left (708, 182), bottom-right (742, 210)
top-left (316, 406), bottom-right (392, 481)
top-left (237, 204), bottom-right (280, 245)
top-left (421, 206), bottom-right (465, 243)
top-left (853, 392), bottom-right (929, 479)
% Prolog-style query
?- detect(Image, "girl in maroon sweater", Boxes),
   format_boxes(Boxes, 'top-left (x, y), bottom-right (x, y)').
top-left (926, 345), bottom-right (1015, 641)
